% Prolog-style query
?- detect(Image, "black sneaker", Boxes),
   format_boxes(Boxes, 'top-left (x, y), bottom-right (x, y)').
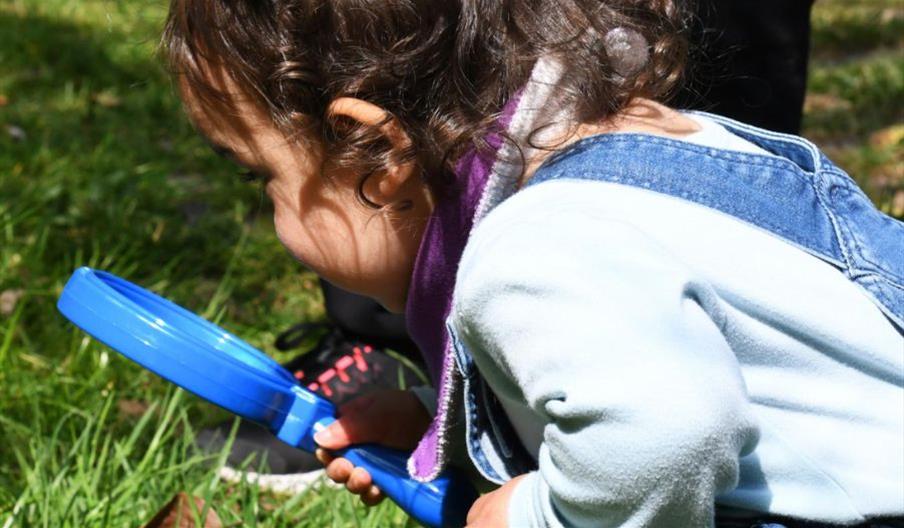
top-left (196, 324), bottom-right (427, 494)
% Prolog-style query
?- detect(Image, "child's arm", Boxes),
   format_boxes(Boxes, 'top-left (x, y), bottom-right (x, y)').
top-left (452, 206), bottom-right (761, 527)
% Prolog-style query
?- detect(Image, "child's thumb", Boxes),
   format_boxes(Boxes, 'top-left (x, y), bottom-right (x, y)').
top-left (313, 413), bottom-right (381, 450)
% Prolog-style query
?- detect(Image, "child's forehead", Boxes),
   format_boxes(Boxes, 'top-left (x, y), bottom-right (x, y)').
top-left (178, 72), bottom-right (275, 151)
top-left (180, 76), bottom-right (248, 132)
top-left (183, 98), bottom-right (239, 148)
top-left (181, 82), bottom-right (316, 165)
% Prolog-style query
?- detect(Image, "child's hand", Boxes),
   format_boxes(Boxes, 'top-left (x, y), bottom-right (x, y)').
top-left (313, 389), bottom-right (432, 506)
top-left (465, 474), bottom-right (526, 528)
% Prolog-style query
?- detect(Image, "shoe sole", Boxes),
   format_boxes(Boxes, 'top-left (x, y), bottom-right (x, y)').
top-left (217, 466), bottom-right (338, 495)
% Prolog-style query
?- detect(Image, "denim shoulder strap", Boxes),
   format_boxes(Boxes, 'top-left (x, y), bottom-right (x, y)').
top-left (527, 112), bottom-right (904, 331)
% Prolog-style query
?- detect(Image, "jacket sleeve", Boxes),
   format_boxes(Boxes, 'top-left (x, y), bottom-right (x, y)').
top-left (451, 207), bottom-right (760, 528)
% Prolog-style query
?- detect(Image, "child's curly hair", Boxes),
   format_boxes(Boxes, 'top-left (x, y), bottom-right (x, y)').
top-left (163, 0), bottom-right (688, 206)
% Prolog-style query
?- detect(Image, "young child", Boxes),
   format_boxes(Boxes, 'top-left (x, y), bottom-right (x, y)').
top-left (162, 1), bottom-right (904, 526)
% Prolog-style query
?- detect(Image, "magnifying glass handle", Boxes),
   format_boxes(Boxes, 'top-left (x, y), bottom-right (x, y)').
top-left (277, 392), bottom-right (478, 527)
top-left (338, 445), bottom-right (478, 528)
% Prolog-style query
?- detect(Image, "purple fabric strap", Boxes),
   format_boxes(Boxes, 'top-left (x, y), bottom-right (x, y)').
top-left (405, 97), bottom-right (521, 480)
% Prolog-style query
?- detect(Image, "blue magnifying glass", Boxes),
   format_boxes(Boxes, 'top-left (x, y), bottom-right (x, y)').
top-left (57, 267), bottom-right (477, 528)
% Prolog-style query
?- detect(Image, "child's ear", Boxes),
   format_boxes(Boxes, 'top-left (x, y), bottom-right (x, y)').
top-left (327, 97), bottom-right (417, 201)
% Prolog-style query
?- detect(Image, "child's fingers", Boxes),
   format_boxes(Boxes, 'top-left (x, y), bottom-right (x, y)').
top-left (347, 468), bottom-right (385, 507)
top-left (324, 457), bottom-right (354, 484)
top-left (316, 450), bottom-right (384, 506)
top-left (360, 485), bottom-right (385, 506)
top-left (314, 448), bottom-right (333, 466)
top-left (346, 466), bottom-right (373, 495)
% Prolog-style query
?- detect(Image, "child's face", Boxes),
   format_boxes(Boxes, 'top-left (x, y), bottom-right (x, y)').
top-left (183, 86), bottom-right (434, 314)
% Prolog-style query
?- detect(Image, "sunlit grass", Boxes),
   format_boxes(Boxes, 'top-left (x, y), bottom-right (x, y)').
top-left (0, 0), bottom-right (901, 526)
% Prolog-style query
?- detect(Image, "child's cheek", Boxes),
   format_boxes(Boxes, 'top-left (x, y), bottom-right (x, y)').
top-left (267, 180), bottom-right (317, 265)
top-left (273, 206), bottom-right (310, 268)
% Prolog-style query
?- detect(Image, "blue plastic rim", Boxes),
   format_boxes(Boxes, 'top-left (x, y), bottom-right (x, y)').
top-left (57, 267), bottom-right (479, 528)
top-left (57, 267), bottom-right (311, 432)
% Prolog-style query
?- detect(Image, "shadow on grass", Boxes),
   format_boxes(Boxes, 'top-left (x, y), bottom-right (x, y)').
top-left (0, 9), bottom-right (271, 362)
top-left (0, 8), bottom-right (262, 283)
top-left (0, 11), bottom-right (141, 90)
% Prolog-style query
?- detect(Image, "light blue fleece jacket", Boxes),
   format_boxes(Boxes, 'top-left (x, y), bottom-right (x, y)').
top-left (448, 131), bottom-right (904, 525)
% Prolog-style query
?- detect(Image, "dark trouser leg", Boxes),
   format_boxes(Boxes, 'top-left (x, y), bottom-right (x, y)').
top-left (675, 0), bottom-right (816, 135)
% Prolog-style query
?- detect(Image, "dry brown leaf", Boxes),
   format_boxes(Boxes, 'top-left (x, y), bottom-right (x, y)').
top-left (143, 492), bottom-right (223, 528)
top-left (5, 124), bottom-right (26, 142)
top-left (869, 124), bottom-right (904, 150)
top-left (117, 398), bottom-right (150, 418)
top-left (0, 289), bottom-right (25, 316)
top-left (803, 93), bottom-right (852, 114)
top-left (92, 90), bottom-right (122, 108)
top-left (891, 190), bottom-right (904, 219)
top-left (0, 94), bottom-right (8, 107)
top-left (880, 8), bottom-right (901, 25)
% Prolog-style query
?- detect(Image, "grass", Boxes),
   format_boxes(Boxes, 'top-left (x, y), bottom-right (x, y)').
top-left (0, 0), bottom-right (901, 526)
top-left (805, 0), bottom-right (904, 216)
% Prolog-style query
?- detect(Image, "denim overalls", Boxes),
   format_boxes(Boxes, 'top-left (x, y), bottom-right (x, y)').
top-left (449, 112), bottom-right (904, 527)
